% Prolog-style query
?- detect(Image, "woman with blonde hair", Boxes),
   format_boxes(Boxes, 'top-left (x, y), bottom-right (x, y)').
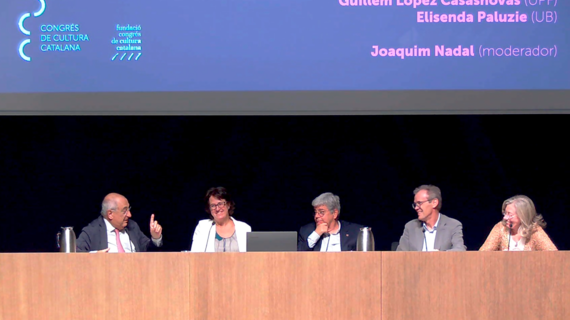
top-left (480, 195), bottom-right (557, 251)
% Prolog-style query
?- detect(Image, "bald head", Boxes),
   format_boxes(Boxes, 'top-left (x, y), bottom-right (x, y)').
top-left (101, 193), bottom-right (132, 231)
top-left (101, 193), bottom-right (126, 217)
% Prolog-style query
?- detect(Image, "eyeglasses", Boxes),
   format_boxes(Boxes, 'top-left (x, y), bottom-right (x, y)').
top-left (412, 200), bottom-right (432, 209)
top-left (502, 212), bottom-right (516, 219)
top-left (314, 210), bottom-right (328, 217)
top-left (114, 206), bottom-right (131, 214)
top-left (210, 201), bottom-right (227, 210)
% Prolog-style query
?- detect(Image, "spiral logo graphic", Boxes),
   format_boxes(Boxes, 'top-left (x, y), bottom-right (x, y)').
top-left (18, 0), bottom-right (47, 61)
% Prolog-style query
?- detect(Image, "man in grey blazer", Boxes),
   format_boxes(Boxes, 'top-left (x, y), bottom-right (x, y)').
top-left (397, 185), bottom-right (466, 251)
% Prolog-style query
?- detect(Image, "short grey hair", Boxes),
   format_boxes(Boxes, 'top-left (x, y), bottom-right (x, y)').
top-left (100, 198), bottom-right (118, 217)
top-left (312, 192), bottom-right (341, 216)
top-left (413, 185), bottom-right (442, 211)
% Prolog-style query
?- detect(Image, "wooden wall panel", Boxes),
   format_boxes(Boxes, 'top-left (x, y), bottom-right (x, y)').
top-left (2, 252), bottom-right (568, 320)
top-left (0, 253), bottom-right (189, 320)
top-left (0, 253), bottom-right (106, 320)
top-left (104, 253), bottom-right (190, 319)
top-left (382, 252), bottom-right (570, 320)
top-left (187, 252), bottom-right (382, 320)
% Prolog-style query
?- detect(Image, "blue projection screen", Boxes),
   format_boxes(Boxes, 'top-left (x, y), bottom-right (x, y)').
top-left (0, 0), bottom-right (568, 113)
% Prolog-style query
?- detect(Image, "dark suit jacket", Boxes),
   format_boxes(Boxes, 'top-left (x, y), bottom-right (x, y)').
top-left (76, 216), bottom-right (159, 252)
top-left (297, 220), bottom-right (364, 251)
top-left (396, 213), bottom-right (466, 251)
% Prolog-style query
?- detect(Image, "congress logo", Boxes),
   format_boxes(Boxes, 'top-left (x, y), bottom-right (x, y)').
top-left (18, 0), bottom-right (46, 61)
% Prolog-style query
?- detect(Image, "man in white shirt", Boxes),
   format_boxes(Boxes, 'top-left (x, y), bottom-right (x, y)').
top-left (297, 192), bottom-right (364, 252)
top-left (76, 193), bottom-right (163, 252)
top-left (396, 185), bottom-right (466, 251)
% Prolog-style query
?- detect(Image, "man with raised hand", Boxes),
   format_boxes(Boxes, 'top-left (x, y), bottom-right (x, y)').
top-left (76, 193), bottom-right (163, 252)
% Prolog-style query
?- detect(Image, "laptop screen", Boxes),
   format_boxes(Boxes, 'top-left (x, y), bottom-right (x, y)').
top-left (246, 231), bottom-right (298, 252)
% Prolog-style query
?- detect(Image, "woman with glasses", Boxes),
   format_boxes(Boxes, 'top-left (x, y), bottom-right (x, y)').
top-left (190, 186), bottom-right (252, 252)
top-left (479, 195), bottom-right (557, 251)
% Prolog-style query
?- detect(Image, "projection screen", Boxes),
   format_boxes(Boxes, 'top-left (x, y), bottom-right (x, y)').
top-left (0, 0), bottom-right (568, 114)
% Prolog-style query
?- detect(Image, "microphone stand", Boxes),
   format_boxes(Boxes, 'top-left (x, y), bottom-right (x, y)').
top-left (422, 225), bottom-right (427, 251)
top-left (507, 223), bottom-right (512, 251)
top-left (204, 222), bottom-right (215, 252)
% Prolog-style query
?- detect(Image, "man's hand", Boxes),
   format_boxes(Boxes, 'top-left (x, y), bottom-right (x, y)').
top-left (97, 248), bottom-right (110, 253)
top-left (150, 214), bottom-right (162, 239)
top-left (315, 222), bottom-right (328, 236)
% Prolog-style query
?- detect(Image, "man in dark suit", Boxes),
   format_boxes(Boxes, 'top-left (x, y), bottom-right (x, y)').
top-left (298, 192), bottom-right (364, 251)
top-left (396, 185), bottom-right (465, 251)
top-left (76, 193), bottom-right (163, 252)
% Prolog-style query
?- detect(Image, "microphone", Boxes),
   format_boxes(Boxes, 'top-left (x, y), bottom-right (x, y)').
top-left (504, 215), bottom-right (512, 251)
top-left (324, 233), bottom-right (330, 252)
top-left (124, 228), bottom-right (134, 252)
top-left (422, 227), bottom-right (427, 252)
top-left (204, 221), bottom-right (215, 252)
top-left (507, 222), bottom-right (513, 252)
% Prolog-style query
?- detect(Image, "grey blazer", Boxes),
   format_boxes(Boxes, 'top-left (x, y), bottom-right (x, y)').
top-left (396, 213), bottom-right (466, 251)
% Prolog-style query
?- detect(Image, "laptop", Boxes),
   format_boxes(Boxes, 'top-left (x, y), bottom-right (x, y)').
top-left (246, 231), bottom-right (298, 252)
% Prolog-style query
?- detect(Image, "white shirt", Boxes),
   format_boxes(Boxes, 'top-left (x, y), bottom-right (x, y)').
top-left (422, 214), bottom-right (441, 252)
top-left (104, 218), bottom-right (136, 252)
top-left (190, 218), bottom-right (252, 252)
top-left (307, 221), bottom-right (342, 252)
top-left (508, 235), bottom-right (526, 251)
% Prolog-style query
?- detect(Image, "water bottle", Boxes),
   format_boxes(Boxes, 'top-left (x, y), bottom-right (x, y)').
top-left (56, 227), bottom-right (77, 253)
top-left (357, 227), bottom-right (375, 251)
